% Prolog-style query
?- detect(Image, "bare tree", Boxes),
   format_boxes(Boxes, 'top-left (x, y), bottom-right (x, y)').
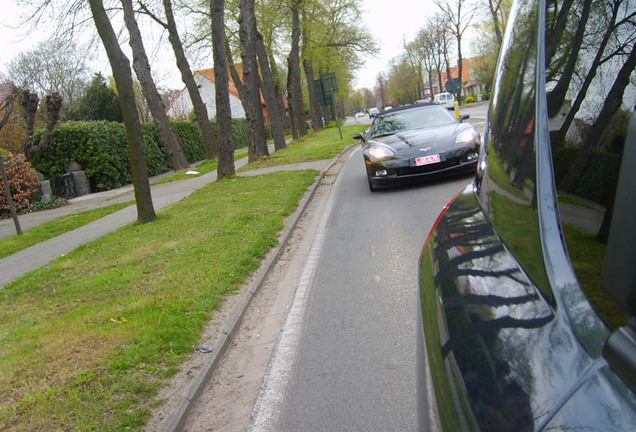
top-left (138, 0), bottom-right (219, 159)
top-left (121, 0), bottom-right (189, 172)
top-left (434, 0), bottom-right (478, 102)
top-left (88, 0), bottom-right (155, 223)
top-left (6, 38), bottom-right (90, 118)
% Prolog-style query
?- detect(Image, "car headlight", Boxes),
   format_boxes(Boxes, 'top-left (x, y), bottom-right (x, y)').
top-left (455, 129), bottom-right (478, 145)
top-left (367, 146), bottom-right (394, 160)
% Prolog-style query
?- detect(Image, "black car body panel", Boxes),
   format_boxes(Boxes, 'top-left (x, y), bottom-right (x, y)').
top-left (416, 0), bottom-right (636, 430)
top-left (358, 104), bottom-right (480, 190)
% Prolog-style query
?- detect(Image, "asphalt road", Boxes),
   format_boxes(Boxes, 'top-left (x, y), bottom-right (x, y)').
top-left (250, 145), bottom-right (474, 431)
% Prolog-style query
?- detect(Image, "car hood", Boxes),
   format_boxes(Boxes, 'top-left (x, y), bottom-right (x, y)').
top-left (367, 123), bottom-right (472, 154)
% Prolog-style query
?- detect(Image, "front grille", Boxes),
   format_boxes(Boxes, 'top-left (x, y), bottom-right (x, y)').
top-left (395, 158), bottom-right (460, 176)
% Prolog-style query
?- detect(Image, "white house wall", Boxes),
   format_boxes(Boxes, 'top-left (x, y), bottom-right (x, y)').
top-left (167, 74), bottom-right (246, 120)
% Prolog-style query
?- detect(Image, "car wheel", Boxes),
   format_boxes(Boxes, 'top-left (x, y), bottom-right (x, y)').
top-left (367, 174), bottom-right (377, 192)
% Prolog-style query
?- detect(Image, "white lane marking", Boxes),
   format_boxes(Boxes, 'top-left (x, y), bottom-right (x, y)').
top-left (249, 172), bottom-right (339, 432)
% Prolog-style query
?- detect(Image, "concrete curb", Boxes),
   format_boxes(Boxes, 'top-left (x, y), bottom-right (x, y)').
top-left (160, 146), bottom-right (354, 432)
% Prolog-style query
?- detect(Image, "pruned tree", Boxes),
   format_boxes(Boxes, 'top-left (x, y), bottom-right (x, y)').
top-left (6, 37), bottom-right (91, 119)
top-left (121, 0), bottom-right (189, 172)
top-left (21, 92), bottom-right (63, 160)
top-left (19, 89), bottom-right (39, 158)
top-left (88, 0), bottom-right (156, 223)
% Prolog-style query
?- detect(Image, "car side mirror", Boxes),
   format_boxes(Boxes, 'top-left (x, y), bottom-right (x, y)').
top-left (459, 114), bottom-right (470, 123)
top-left (353, 132), bottom-right (365, 141)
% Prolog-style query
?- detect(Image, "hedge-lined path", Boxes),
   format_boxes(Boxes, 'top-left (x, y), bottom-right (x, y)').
top-left (0, 150), bottom-right (330, 288)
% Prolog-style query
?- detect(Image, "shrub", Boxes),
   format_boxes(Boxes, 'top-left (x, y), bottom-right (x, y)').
top-left (30, 118), bottom-right (252, 193)
top-left (553, 146), bottom-right (621, 206)
top-left (465, 95), bottom-right (475, 104)
top-left (28, 195), bottom-right (68, 212)
top-left (0, 153), bottom-right (40, 216)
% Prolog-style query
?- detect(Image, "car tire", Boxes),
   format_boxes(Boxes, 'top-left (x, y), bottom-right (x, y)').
top-left (367, 174), bottom-right (377, 192)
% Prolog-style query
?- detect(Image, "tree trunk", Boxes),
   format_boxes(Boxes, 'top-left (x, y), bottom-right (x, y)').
top-left (161, 0), bottom-right (218, 159)
top-left (545, 0), bottom-right (575, 65)
top-left (265, 40), bottom-right (289, 132)
top-left (239, 0), bottom-right (268, 162)
top-left (288, 0), bottom-right (307, 137)
top-left (558, 44), bottom-right (636, 193)
top-left (33, 92), bottom-right (63, 158)
top-left (488, 0), bottom-right (503, 45)
top-left (456, 40), bottom-right (463, 102)
top-left (211, 0), bottom-right (235, 179)
top-left (0, 154), bottom-right (22, 235)
top-left (552, 2), bottom-right (620, 146)
top-left (88, 0), bottom-right (155, 223)
top-left (121, 0), bottom-right (189, 172)
top-left (546, 0), bottom-right (592, 118)
top-left (286, 63), bottom-right (298, 139)
top-left (256, 30), bottom-right (287, 150)
top-left (303, 58), bottom-right (323, 132)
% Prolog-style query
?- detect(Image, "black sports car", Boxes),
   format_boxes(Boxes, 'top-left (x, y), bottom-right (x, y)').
top-left (417, 0), bottom-right (636, 430)
top-left (354, 104), bottom-right (480, 191)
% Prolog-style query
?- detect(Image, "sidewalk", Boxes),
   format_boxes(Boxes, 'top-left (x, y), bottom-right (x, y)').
top-left (0, 155), bottom-right (331, 288)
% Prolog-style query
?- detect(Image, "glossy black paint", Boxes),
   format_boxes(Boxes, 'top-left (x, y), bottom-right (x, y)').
top-left (416, 0), bottom-right (636, 430)
top-left (357, 104), bottom-right (480, 191)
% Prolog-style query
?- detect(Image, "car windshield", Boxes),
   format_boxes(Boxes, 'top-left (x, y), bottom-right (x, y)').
top-left (369, 106), bottom-right (456, 138)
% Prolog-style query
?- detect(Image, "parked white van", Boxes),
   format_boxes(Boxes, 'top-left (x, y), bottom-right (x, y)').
top-left (433, 92), bottom-right (455, 109)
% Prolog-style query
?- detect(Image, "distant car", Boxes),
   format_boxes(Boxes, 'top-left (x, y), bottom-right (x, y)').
top-left (354, 103), bottom-right (479, 191)
top-left (417, 98), bottom-right (432, 104)
top-left (416, 0), bottom-right (636, 430)
top-left (355, 111), bottom-right (364, 118)
top-left (384, 106), bottom-right (393, 111)
top-left (433, 92), bottom-right (455, 109)
top-left (368, 107), bottom-right (380, 117)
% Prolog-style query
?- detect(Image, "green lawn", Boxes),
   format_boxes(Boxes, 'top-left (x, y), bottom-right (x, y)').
top-left (0, 202), bottom-right (133, 259)
top-left (238, 124), bottom-right (367, 171)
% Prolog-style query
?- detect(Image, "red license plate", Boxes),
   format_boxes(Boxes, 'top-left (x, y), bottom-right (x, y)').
top-left (415, 154), bottom-right (441, 166)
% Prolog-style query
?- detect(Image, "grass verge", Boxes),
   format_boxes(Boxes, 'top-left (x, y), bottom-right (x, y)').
top-left (0, 170), bottom-right (318, 431)
top-left (562, 224), bottom-right (627, 329)
top-left (151, 149), bottom-right (250, 185)
top-left (0, 202), bottom-right (133, 259)
top-left (239, 124), bottom-right (367, 171)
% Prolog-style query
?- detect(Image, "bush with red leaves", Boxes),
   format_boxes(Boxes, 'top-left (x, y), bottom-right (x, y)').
top-left (0, 153), bottom-right (40, 216)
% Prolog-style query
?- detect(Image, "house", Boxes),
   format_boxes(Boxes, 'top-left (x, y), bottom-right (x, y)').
top-left (422, 56), bottom-right (489, 99)
top-left (167, 68), bottom-right (271, 123)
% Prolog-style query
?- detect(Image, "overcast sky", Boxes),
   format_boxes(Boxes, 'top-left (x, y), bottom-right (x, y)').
top-left (1, 0), bottom-right (445, 91)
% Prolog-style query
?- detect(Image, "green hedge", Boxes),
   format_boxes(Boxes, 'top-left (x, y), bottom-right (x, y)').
top-left (553, 146), bottom-right (621, 206)
top-left (31, 119), bottom-right (249, 192)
